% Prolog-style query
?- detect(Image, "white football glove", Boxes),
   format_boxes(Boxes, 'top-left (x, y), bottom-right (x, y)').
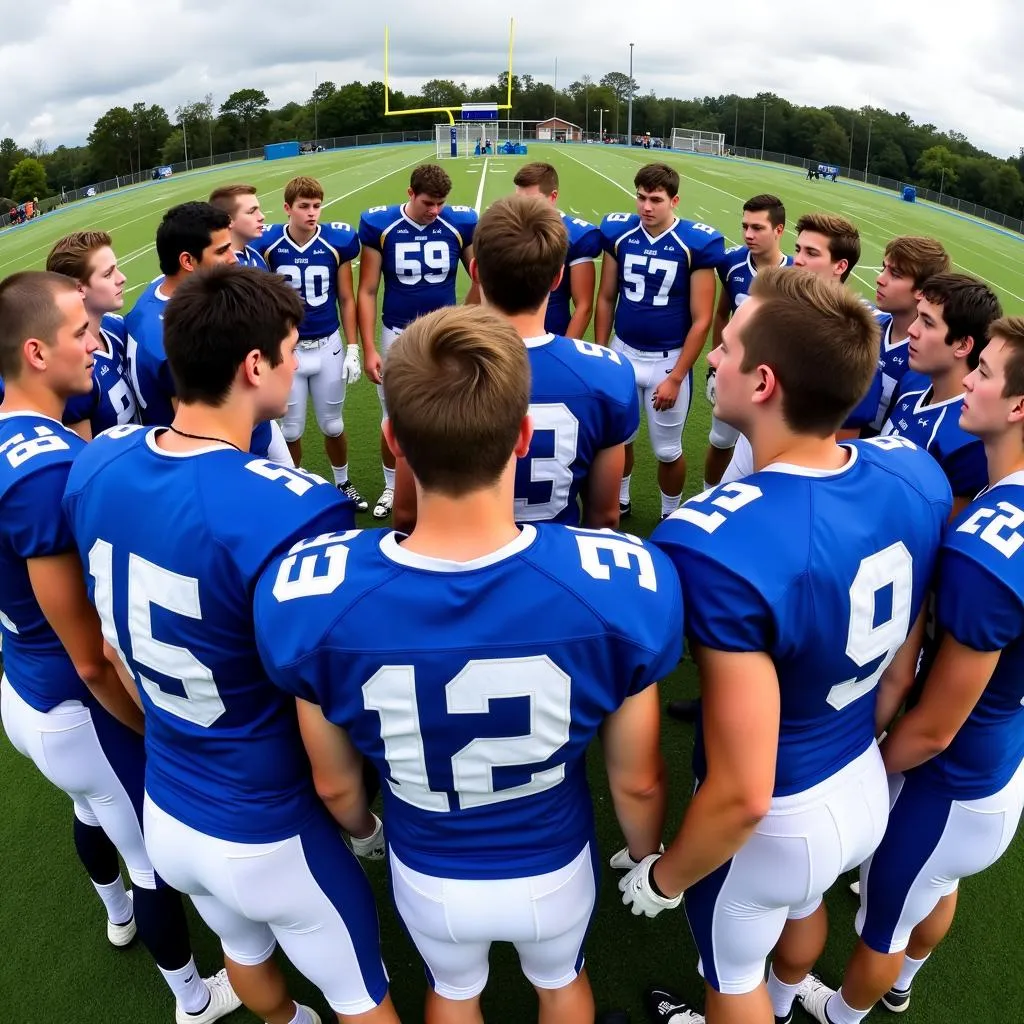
top-left (349, 813), bottom-right (384, 861)
top-left (609, 843), bottom-right (665, 871)
top-left (618, 854), bottom-right (683, 918)
top-left (705, 367), bottom-right (717, 405)
top-left (342, 344), bottom-right (362, 384)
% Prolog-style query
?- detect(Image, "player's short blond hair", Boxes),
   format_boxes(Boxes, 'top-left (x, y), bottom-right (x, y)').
top-left (795, 212), bottom-right (861, 282)
top-left (208, 184), bottom-right (258, 218)
top-left (283, 176), bottom-right (324, 205)
top-left (384, 305), bottom-right (529, 496)
top-left (513, 162), bottom-right (559, 196)
top-left (742, 266), bottom-right (880, 436)
top-left (883, 236), bottom-right (951, 289)
top-left (989, 317), bottom-right (1024, 399)
top-left (46, 231), bottom-right (113, 283)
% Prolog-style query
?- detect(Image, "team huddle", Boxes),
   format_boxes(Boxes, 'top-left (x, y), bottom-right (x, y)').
top-left (0, 157), bottom-right (1022, 1024)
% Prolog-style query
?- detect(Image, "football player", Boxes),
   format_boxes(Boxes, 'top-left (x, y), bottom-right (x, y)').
top-left (513, 161), bottom-right (601, 340)
top-left (881, 273), bottom-right (1001, 514)
top-left (624, 267), bottom-right (951, 1024)
top-left (869, 236), bottom-right (951, 432)
top-left (595, 162), bottom-right (725, 519)
top-left (0, 271), bottom-right (240, 1024)
top-left (799, 315), bottom-right (1024, 1024)
top-left (703, 194), bottom-right (792, 488)
top-left (209, 183), bottom-right (268, 268)
top-left (357, 163), bottom-right (478, 519)
top-left (255, 305), bottom-right (680, 1024)
top-left (46, 230), bottom-right (138, 438)
top-left (63, 265), bottom-right (397, 1024)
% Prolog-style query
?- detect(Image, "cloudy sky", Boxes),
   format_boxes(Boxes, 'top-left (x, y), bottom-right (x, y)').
top-left (1, 0), bottom-right (1020, 157)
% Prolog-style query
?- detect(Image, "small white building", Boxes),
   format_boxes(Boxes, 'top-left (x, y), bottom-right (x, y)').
top-left (535, 117), bottom-right (583, 142)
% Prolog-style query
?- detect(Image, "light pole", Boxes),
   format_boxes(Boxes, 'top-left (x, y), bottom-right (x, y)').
top-left (182, 115), bottom-right (189, 171)
top-left (313, 73), bottom-right (319, 145)
top-left (760, 99), bottom-right (767, 161)
top-left (626, 42), bottom-right (635, 145)
top-left (733, 97), bottom-right (739, 149)
top-left (864, 116), bottom-right (874, 177)
top-left (599, 108), bottom-right (607, 141)
top-left (585, 79), bottom-right (589, 135)
top-left (848, 115), bottom-right (854, 171)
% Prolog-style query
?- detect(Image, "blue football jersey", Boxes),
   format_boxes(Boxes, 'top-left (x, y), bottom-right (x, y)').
top-left (64, 314), bottom-right (138, 435)
top-left (601, 214), bottom-right (725, 351)
top-left (870, 311), bottom-right (912, 431)
top-left (515, 335), bottom-right (638, 524)
top-left (881, 384), bottom-right (986, 497)
top-left (546, 213), bottom-right (602, 336)
top-left (0, 413), bottom-right (88, 711)
top-left (234, 245), bottom-right (268, 270)
top-left (911, 473), bottom-right (1024, 799)
top-left (125, 278), bottom-right (174, 427)
top-left (254, 525), bottom-right (683, 879)
top-left (358, 204), bottom-right (477, 331)
top-left (845, 359), bottom-right (885, 431)
top-left (62, 426), bottom-right (357, 842)
top-left (716, 246), bottom-right (793, 314)
top-left (652, 437), bottom-right (952, 797)
top-left (257, 222), bottom-right (360, 340)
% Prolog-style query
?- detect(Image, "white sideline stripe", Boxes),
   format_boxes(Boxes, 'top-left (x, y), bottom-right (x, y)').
top-left (474, 158), bottom-right (489, 213)
top-left (323, 151), bottom-right (429, 209)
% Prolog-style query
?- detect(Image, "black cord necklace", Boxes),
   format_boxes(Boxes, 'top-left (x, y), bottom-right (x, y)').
top-left (167, 425), bottom-right (243, 452)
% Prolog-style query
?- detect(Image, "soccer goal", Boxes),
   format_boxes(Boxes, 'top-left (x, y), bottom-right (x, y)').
top-left (670, 127), bottom-right (725, 156)
top-left (434, 121), bottom-right (526, 159)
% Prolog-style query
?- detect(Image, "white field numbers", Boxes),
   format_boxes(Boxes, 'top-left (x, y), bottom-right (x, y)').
top-left (668, 475), bottom-right (914, 711)
top-left (268, 529), bottom-right (656, 812)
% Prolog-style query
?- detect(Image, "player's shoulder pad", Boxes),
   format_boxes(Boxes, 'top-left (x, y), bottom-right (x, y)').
top-left (65, 423), bottom-right (145, 492)
top-left (854, 435), bottom-right (953, 509)
top-left (321, 221), bottom-right (360, 261)
top-left (255, 223), bottom-right (285, 252)
top-left (872, 306), bottom-right (893, 326)
top-left (549, 336), bottom-right (637, 400)
top-left (600, 211), bottom-right (639, 245)
top-left (442, 204), bottom-right (479, 227)
top-left (947, 477), bottom-right (1024, 571)
top-left (361, 203), bottom-right (401, 227)
top-left (0, 418), bottom-right (86, 505)
top-left (677, 217), bottom-right (725, 251)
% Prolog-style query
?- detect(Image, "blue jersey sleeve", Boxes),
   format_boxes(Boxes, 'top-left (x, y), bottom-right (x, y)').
top-left (254, 224), bottom-right (284, 261)
top-left (942, 439), bottom-right (987, 498)
top-left (844, 361), bottom-right (884, 429)
top-left (358, 210), bottom-right (386, 252)
top-left (324, 222), bottom-right (360, 265)
top-left (445, 205), bottom-right (477, 249)
top-left (568, 222), bottom-right (602, 265)
top-left (717, 245), bottom-right (746, 285)
top-left (689, 224), bottom-right (727, 271)
top-left (63, 379), bottom-right (100, 426)
top-left (599, 213), bottom-right (632, 256)
top-left (7, 464), bottom-right (77, 558)
top-left (936, 548), bottom-right (1024, 652)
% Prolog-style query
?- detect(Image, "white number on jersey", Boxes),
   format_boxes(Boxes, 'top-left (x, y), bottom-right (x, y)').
top-left (958, 501), bottom-right (1024, 559)
top-left (864, 435), bottom-right (918, 453)
top-left (606, 213), bottom-right (631, 223)
top-left (277, 265), bottom-right (331, 308)
top-left (827, 542), bottom-right (913, 710)
top-left (271, 531), bottom-right (360, 601)
top-left (671, 482), bottom-right (763, 534)
top-left (394, 241), bottom-right (452, 286)
top-left (329, 221), bottom-right (352, 231)
top-left (88, 539), bottom-right (226, 727)
top-left (244, 460), bottom-right (331, 496)
top-left (514, 403), bottom-right (578, 522)
top-left (0, 426), bottom-right (71, 469)
top-left (367, 205), bottom-right (388, 214)
top-left (573, 340), bottom-right (623, 364)
top-left (622, 254), bottom-right (677, 306)
top-left (574, 530), bottom-right (657, 592)
top-left (363, 656), bottom-right (572, 812)
top-left (692, 222), bottom-right (717, 235)
top-left (106, 377), bottom-right (138, 425)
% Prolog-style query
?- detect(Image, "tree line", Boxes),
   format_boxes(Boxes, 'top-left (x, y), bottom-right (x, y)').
top-left (2, 75), bottom-right (1023, 221)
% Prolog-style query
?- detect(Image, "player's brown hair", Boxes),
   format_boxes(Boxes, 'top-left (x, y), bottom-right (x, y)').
top-left (919, 272), bottom-right (1002, 370)
top-left (513, 162), bottom-right (559, 196)
top-left (383, 305), bottom-right (530, 496)
top-left (743, 193), bottom-right (786, 228)
top-left (883, 236), bottom-right (951, 290)
top-left (283, 176), bottom-right (324, 205)
top-left (795, 212), bottom-right (861, 282)
top-left (473, 195), bottom-right (568, 315)
top-left (46, 231), bottom-right (113, 283)
top-left (989, 317), bottom-right (1024, 399)
top-left (409, 164), bottom-right (452, 199)
top-left (742, 266), bottom-right (880, 436)
top-left (208, 184), bottom-right (258, 218)
top-left (0, 271), bottom-right (80, 380)
top-left (634, 163), bottom-right (679, 198)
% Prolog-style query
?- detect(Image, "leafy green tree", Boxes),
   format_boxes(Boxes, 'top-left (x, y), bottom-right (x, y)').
top-left (220, 89), bottom-right (270, 148)
top-left (8, 157), bottom-right (48, 201)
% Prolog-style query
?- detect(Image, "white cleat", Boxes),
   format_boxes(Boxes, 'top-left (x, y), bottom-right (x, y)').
top-left (175, 969), bottom-right (242, 1024)
top-left (266, 1006), bottom-right (321, 1024)
top-left (107, 890), bottom-right (136, 948)
top-left (796, 974), bottom-right (837, 1024)
top-left (372, 487), bottom-right (394, 520)
top-left (849, 878), bottom-right (861, 896)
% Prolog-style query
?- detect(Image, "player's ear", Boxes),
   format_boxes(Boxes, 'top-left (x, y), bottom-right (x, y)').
top-left (752, 364), bottom-right (776, 404)
top-left (382, 418), bottom-right (404, 460)
top-left (833, 259), bottom-right (848, 279)
top-left (514, 414), bottom-right (533, 458)
top-left (1008, 394), bottom-right (1024, 427)
top-left (469, 257), bottom-right (480, 285)
top-left (954, 336), bottom-right (974, 362)
top-left (243, 349), bottom-right (262, 387)
top-left (550, 265), bottom-right (564, 293)
top-left (22, 336), bottom-right (47, 371)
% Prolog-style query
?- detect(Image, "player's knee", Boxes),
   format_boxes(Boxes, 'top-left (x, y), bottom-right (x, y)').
top-left (318, 412), bottom-right (344, 438)
top-left (280, 418), bottom-right (304, 443)
top-left (124, 865), bottom-right (158, 890)
top-left (654, 439), bottom-right (684, 463)
top-left (708, 419), bottom-right (739, 450)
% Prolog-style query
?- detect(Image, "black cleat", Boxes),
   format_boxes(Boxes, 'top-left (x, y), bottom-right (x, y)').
top-left (619, 499), bottom-right (632, 518)
top-left (881, 985), bottom-right (911, 1013)
top-left (644, 986), bottom-right (704, 1024)
top-left (666, 699), bottom-right (700, 723)
top-left (338, 480), bottom-right (369, 512)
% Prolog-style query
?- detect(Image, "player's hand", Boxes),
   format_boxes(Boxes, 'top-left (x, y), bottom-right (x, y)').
top-left (705, 367), bottom-right (717, 405)
top-left (349, 813), bottom-right (385, 861)
top-left (609, 843), bottom-right (665, 871)
top-left (619, 854), bottom-right (683, 918)
top-left (363, 348), bottom-right (383, 386)
top-left (343, 345), bottom-right (362, 385)
top-left (652, 374), bottom-right (682, 411)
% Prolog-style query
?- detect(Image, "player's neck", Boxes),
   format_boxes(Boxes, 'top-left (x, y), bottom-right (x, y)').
top-left (646, 216), bottom-right (676, 237)
top-left (85, 310), bottom-right (111, 355)
top-left (502, 309), bottom-right (549, 340)
top-left (230, 233), bottom-right (250, 254)
top-left (402, 483), bottom-right (521, 561)
top-left (750, 422), bottom-right (850, 473)
top-left (928, 366), bottom-right (967, 405)
top-left (0, 379), bottom-right (65, 423)
top-left (753, 248), bottom-right (783, 271)
top-left (983, 435), bottom-right (1024, 489)
top-left (159, 402), bottom-right (253, 454)
top-left (890, 308), bottom-right (917, 340)
top-left (287, 222), bottom-right (317, 245)
top-left (160, 273), bottom-right (185, 299)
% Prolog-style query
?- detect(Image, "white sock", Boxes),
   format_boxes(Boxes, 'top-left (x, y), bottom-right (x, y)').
top-left (894, 952), bottom-right (929, 991)
top-left (702, 480), bottom-right (710, 490)
top-left (92, 877), bottom-right (132, 925)
top-left (287, 1004), bottom-right (314, 1024)
top-left (619, 474), bottom-right (631, 504)
top-left (824, 990), bottom-right (869, 1024)
top-left (766, 965), bottom-right (803, 1019)
top-left (660, 489), bottom-right (682, 517)
top-left (382, 465), bottom-right (395, 490)
top-left (332, 463), bottom-right (349, 486)
top-left (160, 957), bottom-right (209, 1015)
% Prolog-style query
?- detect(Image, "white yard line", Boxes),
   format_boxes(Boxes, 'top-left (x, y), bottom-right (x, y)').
top-left (475, 158), bottom-right (490, 213)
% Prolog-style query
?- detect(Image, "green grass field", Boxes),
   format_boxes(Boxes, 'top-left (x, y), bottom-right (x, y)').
top-left (2, 142), bottom-right (1023, 1023)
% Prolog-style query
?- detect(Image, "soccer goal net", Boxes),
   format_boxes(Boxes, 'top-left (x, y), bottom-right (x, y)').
top-left (434, 121), bottom-right (525, 159)
top-left (670, 128), bottom-right (725, 156)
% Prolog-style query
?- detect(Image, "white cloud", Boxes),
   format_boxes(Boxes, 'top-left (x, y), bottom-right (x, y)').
top-left (0, 0), bottom-right (1020, 157)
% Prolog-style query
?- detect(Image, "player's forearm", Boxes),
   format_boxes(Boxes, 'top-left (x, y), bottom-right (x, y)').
top-left (357, 294), bottom-right (379, 354)
top-left (652, 779), bottom-right (765, 897)
top-left (609, 757), bottom-right (667, 860)
top-left (339, 300), bottom-right (358, 349)
top-left (566, 298), bottom-right (595, 340)
top-left (594, 298), bottom-right (614, 345)
top-left (879, 714), bottom-right (954, 775)
top-left (83, 661), bottom-right (145, 735)
top-left (669, 319), bottom-right (713, 381)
